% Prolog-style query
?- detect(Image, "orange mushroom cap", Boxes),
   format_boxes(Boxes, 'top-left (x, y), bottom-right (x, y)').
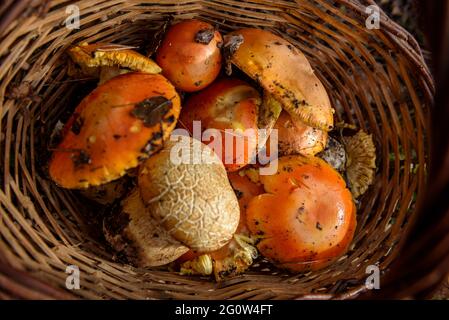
top-left (226, 28), bottom-right (334, 132)
top-left (266, 111), bottom-right (328, 157)
top-left (228, 171), bottom-right (265, 234)
top-left (49, 72), bottom-right (181, 189)
top-left (246, 155), bottom-right (356, 272)
top-left (156, 19), bottom-right (223, 92)
top-left (179, 78), bottom-right (261, 172)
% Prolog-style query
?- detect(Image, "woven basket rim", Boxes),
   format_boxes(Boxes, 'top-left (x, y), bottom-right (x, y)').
top-left (0, 0), bottom-right (436, 299)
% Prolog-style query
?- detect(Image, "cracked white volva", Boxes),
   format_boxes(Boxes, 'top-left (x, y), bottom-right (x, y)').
top-left (139, 137), bottom-right (240, 252)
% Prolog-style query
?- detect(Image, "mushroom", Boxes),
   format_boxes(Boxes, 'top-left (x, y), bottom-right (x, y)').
top-left (342, 130), bottom-right (376, 198)
top-left (266, 111), bottom-right (328, 157)
top-left (177, 171), bottom-right (262, 281)
top-left (319, 129), bottom-right (376, 198)
top-left (103, 188), bottom-right (189, 267)
top-left (257, 91), bottom-right (282, 136)
top-left (138, 136), bottom-right (240, 252)
top-left (223, 28), bottom-right (334, 157)
top-left (156, 19), bottom-right (223, 92)
top-left (246, 155), bottom-right (356, 272)
top-left (179, 78), bottom-right (261, 171)
top-left (48, 72), bottom-right (181, 189)
top-left (224, 28), bottom-right (334, 132)
top-left (67, 43), bottom-right (161, 84)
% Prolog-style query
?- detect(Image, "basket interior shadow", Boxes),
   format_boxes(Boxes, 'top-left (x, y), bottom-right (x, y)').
top-left (0, 0), bottom-right (433, 299)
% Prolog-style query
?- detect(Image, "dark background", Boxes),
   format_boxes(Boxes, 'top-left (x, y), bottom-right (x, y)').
top-left (380, 0), bottom-right (448, 300)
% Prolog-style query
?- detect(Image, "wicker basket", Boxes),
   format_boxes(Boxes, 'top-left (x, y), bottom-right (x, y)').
top-left (0, 0), bottom-right (439, 299)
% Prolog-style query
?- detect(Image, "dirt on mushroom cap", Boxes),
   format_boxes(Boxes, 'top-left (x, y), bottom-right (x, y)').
top-left (226, 28), bottom-right (334, 132)
top-left (155, 19), bottom-right (223, 92)
top-left (138, 136), bottom-right (240, 252)
top-left (48, 72), bottom-right (181, 189)
top-left (247, 155), bottom-right (356, 272)
top-left (103, 188), bottom-right (189, 267)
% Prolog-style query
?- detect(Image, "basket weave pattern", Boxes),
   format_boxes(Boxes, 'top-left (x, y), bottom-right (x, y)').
top-left (0, 0), bottom-right (433, 299)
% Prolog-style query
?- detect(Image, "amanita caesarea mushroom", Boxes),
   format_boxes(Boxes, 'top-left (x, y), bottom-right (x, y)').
top-left (266, 111), bottom-right (328, 157)
top-left (156, 19), bottom-right (223, 92)
top-left (138, 136), bottom-right (240, 252)
top-left (224, 28), bottom-right (334, 156)
top-left (246, 155), bottom-right (356, 272)
top-left (179, 78), bottom-right (261, 172)
top-left (49, 72), bottom-right (181, 189)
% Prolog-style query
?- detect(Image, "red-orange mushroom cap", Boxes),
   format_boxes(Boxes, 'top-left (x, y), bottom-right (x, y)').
top-left (246, 155), bottom-right (356, 272)
top-left (48, 72), bottom-right (181, 189)
top-left (266, 111), bottom-right (328, 157)
top-left (156, 19), bottom-right (223, 92)
top-left (225, 28), bottom-right (334, 132)
top-left (179, 78), bottom-right (261, 172)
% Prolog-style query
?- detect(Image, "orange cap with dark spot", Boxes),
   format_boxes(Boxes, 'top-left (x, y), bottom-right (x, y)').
top-left (49, 72), bottom-right (180, 189)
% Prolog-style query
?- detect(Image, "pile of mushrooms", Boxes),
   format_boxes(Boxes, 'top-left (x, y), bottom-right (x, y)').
top-left (48, 19), bottom-right (376, 281)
